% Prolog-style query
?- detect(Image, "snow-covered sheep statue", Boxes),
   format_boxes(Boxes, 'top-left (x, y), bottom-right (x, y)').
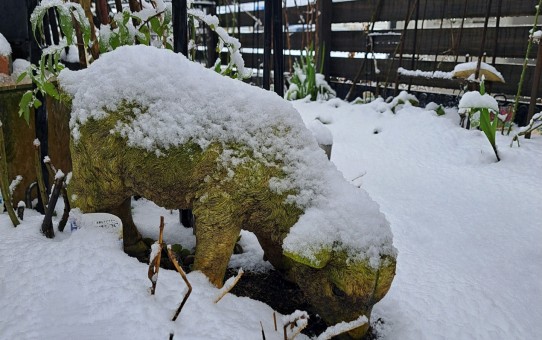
top-left (59, 45), bottom-right (396, 338)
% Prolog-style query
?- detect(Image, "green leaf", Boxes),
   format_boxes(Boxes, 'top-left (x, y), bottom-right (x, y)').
top-left (150, 17), bottom-right (161, 35)
top-left (57, 9), bottom-right (74, 45)
top-left (43, 82), bottom-right (60, 100)
top-left (33, 98), bottom-right (42, 109)
top-left (16, 71), bottom-right (27, 83)
top-left (18, 91), bottom-right (33, 125)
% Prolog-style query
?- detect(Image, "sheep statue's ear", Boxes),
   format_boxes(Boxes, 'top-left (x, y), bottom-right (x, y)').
top-left (283, 248), bottom-right (332, 269)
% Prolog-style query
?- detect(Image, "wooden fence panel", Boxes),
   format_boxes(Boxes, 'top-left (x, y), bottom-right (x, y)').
top-left (329, 57), bottom-right (539, 97)
top-left (219, 0), bottom-right (537, 27)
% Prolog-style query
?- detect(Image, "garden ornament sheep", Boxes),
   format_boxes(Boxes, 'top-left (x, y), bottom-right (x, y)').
top-left (60, 46), bottom-right (396, 338)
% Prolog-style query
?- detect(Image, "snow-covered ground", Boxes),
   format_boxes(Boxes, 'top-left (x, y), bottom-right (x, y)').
top-left (1, 96), bottom-right (541, 339)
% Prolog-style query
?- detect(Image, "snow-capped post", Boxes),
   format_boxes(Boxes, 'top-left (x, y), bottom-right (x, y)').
top-left (307, 120), bottom-right (333, 160)
top-left (41, 169), bottom-right (65, 238)
top-left (0, 33), bottom-right (12, 75)
top-left (148, 216), bottom-right (165, 295)
top-left (0, 120), bottom-right (20, 226)
top-left (43, 157), bottom-right (70, 231)
top-left (17, 201), bottom-right (25, 220)
top-left (167, 245), bottom-right (192, 321)
top-left (33, 139), bottom-right (49, 213)
top-left (214, 268), bottom-right (244, 303)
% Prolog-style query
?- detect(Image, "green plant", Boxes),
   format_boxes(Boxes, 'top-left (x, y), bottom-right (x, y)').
top-left (285, 45), bottom-right (335, 101)
top-left (460, 80), bottom-right (500, 162)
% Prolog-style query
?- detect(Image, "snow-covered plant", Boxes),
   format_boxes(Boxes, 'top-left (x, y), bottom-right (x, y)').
top-left (17, 0), bottom-right (90, 124)
top-left (459, 80), bottom-right (500, 162)
top-left (18, 0), bottom-right (250, 122)
top-left (285, 46), bottom-right (335, 101)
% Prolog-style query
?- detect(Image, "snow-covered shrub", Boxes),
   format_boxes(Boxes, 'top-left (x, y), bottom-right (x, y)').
top-left (18, 0), bottom-right (250, 123)
top-left (285, 46), bottom-right (336, 101)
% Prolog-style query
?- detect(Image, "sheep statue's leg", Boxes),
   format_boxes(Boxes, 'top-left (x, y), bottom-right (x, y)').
top-left (106, 197), bottom-right (148, 259)
top-left (192, 192), bottom-right (241, 287)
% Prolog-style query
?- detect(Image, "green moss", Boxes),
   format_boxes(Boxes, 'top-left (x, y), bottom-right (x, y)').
top-left (283, 247), bottom-right (332, 269)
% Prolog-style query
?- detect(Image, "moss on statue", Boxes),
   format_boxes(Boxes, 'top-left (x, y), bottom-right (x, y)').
top-left (68, 100), bottom-right (396, 339)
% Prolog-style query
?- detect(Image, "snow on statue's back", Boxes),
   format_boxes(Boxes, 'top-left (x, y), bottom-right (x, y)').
top-left (58, 45), bottom-right (396, 338)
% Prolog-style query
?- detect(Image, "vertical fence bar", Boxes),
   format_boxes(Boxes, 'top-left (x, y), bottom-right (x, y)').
top-left (173, 0), bottom-right (188, 56)
top-left (272, 0), bottom-right (284, 96)
top-left (316, 0), bottom-right (332, 80)
top-left (263, 0), bottom-right (272, 90)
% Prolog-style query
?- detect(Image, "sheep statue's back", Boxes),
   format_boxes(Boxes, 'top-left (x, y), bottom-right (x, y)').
top-left (59, 45), bottom-right (397, 338)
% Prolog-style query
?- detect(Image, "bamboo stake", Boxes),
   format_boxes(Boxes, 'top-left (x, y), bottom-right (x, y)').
top-left (148, 216), bottom-right (165, 295)
top-left (33, 139), bottom-right (49, 212)
top-left (214, 268), bottom-right (244, 303)
top-left (0, 121), bottom-right (20, 227)
top-left (167, 247), bottom-right (192, 321)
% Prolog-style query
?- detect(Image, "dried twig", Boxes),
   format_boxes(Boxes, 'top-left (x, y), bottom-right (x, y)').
top-left (283, 311), bottom-right (309, 340)
top-left (0, 120), bottom-right (20, 226)
top-left (148, 216), bottom-right (165, 295)
top-left (43, 157), bottom-right (70, 231)
top-left (167, 246), bottom-right (192, 321)
top-left (260, 321), bottom-right (266, 340)
top-left (41, 170), bottom-right (65, 238)
top-left (214, 268), bottom-right (244, 303)
top-left (273, 312), bottom-right (277, 331)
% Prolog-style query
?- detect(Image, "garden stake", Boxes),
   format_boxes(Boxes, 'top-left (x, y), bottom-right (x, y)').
top-left (148, 216), bottom-right (165, 295)
top-left (167, 247), bottom-right (192, 321)
top-left (0, 121), bottom-right (20, 227)
top-left (273, 312), bottom-right (277, 331)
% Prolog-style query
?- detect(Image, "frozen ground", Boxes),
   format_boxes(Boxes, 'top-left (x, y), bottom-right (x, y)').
top-left (1, 97), bottom-right (541, 339)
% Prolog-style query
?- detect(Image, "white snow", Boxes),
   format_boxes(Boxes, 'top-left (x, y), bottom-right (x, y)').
top-left (0, 33), bottom-right (12, 56)
top-left (1, 52), bottom-right (541, 340)
top-left (317, 315), bottom-right (368, 340)
top-left (60, 45), bottom-right (80, 64)
top-left (306, 119), bottom-right (333, 145)
top-left (17, 201), bottom-right (26, 208)
top-left (55, 169), bottom-right (65, 180)
top-left (12, 59), bottom-right (31, 78)
top-left (397, 67), bottom-right (453, 79)
top-left (459, 91), bottom-right (499, 112)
